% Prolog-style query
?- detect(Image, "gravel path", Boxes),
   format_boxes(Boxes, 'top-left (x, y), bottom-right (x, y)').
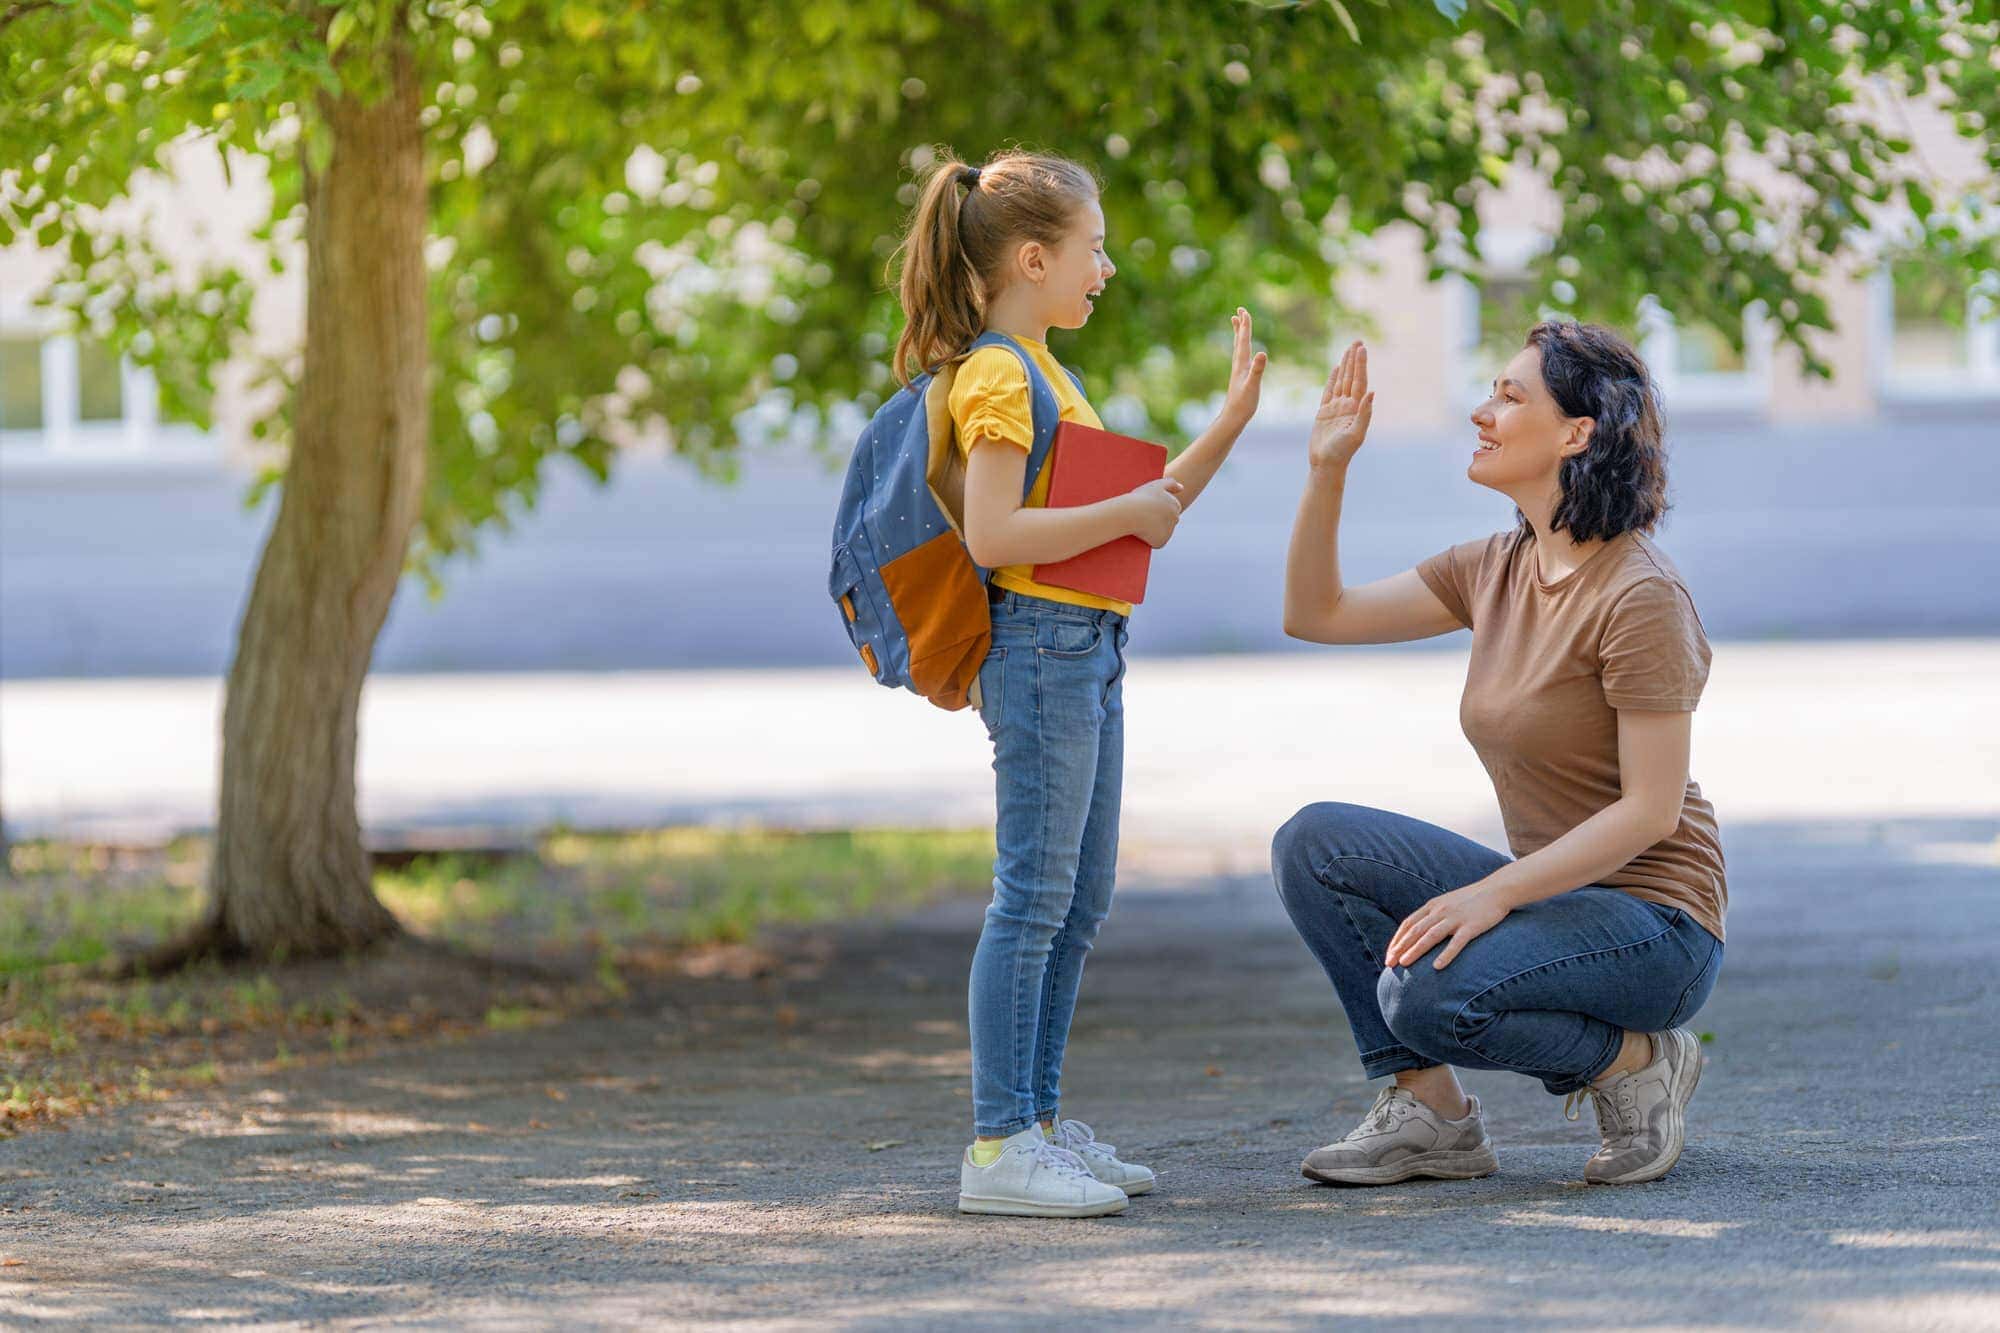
top-left (3, 815), bottom-right (1996, 1329)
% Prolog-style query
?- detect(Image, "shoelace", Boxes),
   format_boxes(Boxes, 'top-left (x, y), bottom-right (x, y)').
top-left (1028, 1139), bottom-right (1094, 1179)
top-left (1564, 1085), bottom-right (1639, 1146)
top-left (1055, 1119), bottom-right (1116, 1157)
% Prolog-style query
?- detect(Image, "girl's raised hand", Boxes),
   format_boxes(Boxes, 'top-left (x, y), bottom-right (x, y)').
top-left (1307, 340), bottom-right (1374, 474)
top-left (1220, 308), bottom-right (1268, 431)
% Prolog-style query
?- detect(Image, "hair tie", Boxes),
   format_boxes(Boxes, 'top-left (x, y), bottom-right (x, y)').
top-left (955, 165), bottom-right (981, 190)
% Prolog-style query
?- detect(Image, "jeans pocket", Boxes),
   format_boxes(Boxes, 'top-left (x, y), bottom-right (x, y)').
top-left (1038, 617), bottom-right (1102, 658)
top-left (976, 647), bottom-right (1007, 735)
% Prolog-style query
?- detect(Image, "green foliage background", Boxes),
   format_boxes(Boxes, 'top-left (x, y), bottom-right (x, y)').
top-left (4, 0), bottom-right (1995, 576)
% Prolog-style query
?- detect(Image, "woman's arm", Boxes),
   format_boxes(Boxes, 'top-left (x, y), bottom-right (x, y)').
top-left (1283, 341), bottom-right (1461, 644)
top-left (1165, 308), bottom-right (1267, 511)
top-left (962, 439), bottom-right (1182, 569)
top-left (1386, 708), bottom-right (1696, 969)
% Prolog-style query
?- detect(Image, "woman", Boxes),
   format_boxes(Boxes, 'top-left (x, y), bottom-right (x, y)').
top-left (1272, 321), bottom-right (1725, 1187)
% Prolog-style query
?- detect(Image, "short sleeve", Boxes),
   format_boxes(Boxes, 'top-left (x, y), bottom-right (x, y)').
top-left (1416, 534), bottom-right (1502, 630)
top-left (948, 348), bottom-right (1033, 454)
top-left (1599, 578), bottom-right (1711, 710)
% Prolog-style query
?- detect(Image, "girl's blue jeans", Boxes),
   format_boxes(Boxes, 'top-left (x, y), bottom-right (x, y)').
top-left (1272, 802), bottom-right (1723, 1095)
top-left (968, 589), bottom-right (1128, 1138)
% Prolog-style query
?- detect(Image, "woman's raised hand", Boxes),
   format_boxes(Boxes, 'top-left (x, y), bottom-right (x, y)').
top-left (1307, 340), bottom-right (1374, 474)
top-left (1220, 307), bottom-right (1268, 431)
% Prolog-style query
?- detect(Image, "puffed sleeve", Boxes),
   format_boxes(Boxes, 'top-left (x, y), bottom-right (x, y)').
top-left (947, 348), bottom-right (1033, 454)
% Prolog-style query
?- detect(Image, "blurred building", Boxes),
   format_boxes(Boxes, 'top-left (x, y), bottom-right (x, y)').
top-left (5, 96), bottom-right (1995, 470)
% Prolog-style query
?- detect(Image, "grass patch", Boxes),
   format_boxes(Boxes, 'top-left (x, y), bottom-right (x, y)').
top-left (1, 826), bottom-right (994, 1136)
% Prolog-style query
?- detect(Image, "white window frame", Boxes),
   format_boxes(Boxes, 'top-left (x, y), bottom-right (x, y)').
top-left (1869, 265), bottom-right (2000, 407)
top-left (1451, 227), bottom-right (1552, 408)
top-left (1637, 297), bottom-right (1773, 419)
top-left (0, 321), bottom-right (218, 471)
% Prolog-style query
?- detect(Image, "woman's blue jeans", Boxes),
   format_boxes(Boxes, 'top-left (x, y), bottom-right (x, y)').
top-left (1272, 802), bottom-right (1722, 1095)
top-left (968, 590), bottom-right (1128, 1138)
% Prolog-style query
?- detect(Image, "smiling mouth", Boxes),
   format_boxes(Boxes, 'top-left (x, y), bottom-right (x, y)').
top-left (1475, 435), bottom-right (1500, 452)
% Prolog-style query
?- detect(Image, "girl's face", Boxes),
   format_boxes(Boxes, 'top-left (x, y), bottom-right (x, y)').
top-left (1466, 344), bottom-right (1591, 494)
top-left (1016, 200), bottom-right (1114, 330)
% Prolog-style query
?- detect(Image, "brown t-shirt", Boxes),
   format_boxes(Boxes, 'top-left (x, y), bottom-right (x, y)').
top-left (1417, 528), bottom-right (1727, 941)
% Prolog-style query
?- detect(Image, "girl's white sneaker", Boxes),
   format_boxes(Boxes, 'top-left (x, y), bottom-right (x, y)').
top-left (1049, 1119), bottom-right (1156, 1196)
top-left (957, 1126), bottom-right (1129, 1218)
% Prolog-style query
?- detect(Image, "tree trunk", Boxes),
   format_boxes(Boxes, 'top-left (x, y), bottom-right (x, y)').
top-left (177, 42), bottom-right (428, 962)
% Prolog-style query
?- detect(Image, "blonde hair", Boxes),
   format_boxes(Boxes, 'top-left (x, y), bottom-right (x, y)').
top-left (891, 149), bottom-right (1101, 387)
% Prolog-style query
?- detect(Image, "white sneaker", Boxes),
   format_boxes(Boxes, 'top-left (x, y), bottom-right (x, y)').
top-left (1049, 1119), bottom-right (1156, 1196)
top-left (957, 1126), bottom-right (1129, 1218)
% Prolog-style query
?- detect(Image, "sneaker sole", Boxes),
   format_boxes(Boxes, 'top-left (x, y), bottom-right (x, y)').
top-left (1116, 1174), bottom-right (1156, 1197)
top-left (1301, 1145), bottom-right (1499, 1187)
top-left (957, 1192), bottom-right (1129, 1218)
top-left (1589, 1028), bottom-right (1704, 1186)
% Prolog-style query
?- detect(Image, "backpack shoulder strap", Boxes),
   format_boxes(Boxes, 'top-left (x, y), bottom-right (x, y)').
top-left (965, 331), bottom-right (1062, 501)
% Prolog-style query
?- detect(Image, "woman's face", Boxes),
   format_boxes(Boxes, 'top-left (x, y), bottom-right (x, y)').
top-left (1467, 344), bottom-right (1591, 493)
top-left (1029, 200), bottom-right (1114, 330)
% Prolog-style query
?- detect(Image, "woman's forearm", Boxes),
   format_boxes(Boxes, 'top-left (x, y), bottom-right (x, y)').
top-left (1283, 466), bottom-right (1349, 633)
top-left (1483, 798), bottom-right (1678, 911)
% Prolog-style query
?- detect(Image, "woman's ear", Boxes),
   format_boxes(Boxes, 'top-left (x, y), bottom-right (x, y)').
top-left (1561, 417), bottom-right (1595, 458)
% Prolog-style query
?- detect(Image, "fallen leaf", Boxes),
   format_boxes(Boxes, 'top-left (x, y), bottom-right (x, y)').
top-left (774, 1005), bottom-right (799, 1029)
top-left (545, 1086), bottom-right (568, 1102)
top-left (1204, 1065), bottom-right (1223, 1078)
top-left (527, 1119), bottom-right (548, 1130)
top-left (2, 1259), bottom-right (24, 1267)
top-left (866, 1139), bottom-right (906, 1153)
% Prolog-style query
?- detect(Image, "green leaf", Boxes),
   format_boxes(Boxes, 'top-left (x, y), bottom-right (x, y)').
top-left (327, 9), bottom-right (358, 55)
top-left (1481, 0), bottom-right (1522, 26)
top-left (1327, 0), bottom-right (1362, 43)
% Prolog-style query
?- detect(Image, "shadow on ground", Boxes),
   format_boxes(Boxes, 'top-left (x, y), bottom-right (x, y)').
top-left (3, 816), bottom-right (1996, 1328)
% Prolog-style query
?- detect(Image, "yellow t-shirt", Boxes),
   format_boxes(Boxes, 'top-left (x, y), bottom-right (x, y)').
top-left (948, 339), bottom-right (1131, 616)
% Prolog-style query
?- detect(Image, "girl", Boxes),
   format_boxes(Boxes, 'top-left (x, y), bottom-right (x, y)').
top-left (893, 149), bottom-right (1266, 1218)
top-left (1273, 322), bottom-right (1725, 1187)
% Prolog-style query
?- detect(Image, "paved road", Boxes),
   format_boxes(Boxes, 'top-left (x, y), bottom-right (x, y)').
top-left (4, 416), bottom-right (1998, 678)
top-left (2, 813), bottom-right (1995, 1327)
top-left (7, 641), bottom-right (1998, 843)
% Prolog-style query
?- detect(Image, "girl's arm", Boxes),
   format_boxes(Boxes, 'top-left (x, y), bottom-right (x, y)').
top-left (962, 440), bottom-right (1182, 569)
top-left (1283, 341), bottom-right (1461, 644)
top-left (1165, 309), bottom-right (1268, 511)
top-left (1385, 709), bottom-right (1696, 970)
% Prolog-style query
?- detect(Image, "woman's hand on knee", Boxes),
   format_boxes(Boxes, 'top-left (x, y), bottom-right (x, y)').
top-left (1388, 882), bottom-right (1512, 970)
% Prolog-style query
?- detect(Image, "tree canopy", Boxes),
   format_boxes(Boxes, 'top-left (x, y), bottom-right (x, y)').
top-left (7, 2), bottom-right (1995, 564)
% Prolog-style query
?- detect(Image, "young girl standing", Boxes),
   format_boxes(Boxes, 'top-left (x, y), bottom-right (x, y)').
top-left (893, 150), bottom-right (1267, 1218)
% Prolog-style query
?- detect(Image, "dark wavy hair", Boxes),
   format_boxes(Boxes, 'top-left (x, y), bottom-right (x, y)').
top-left (1521, 320), bottom-right (1669, 543)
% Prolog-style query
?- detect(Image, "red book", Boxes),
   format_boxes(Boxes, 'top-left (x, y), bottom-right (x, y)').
top-left (1032, 421), bottom-right (1169, 605)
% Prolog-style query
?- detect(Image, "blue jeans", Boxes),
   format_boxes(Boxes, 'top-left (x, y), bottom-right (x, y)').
top-left (968, 589), bottom-right (1129, 1138)
top-left (1272, 802), bottom-right (1722, 1095)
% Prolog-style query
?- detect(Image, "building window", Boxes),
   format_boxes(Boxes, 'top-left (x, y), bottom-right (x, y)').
top-left (1880, 258), bottom-right (1999, 388)
top-left (0, 330), bottom-right (213, 465)
top-left (77, 339), bottom-right (125, 422)
top-left (1637, 299), bottom-right (1770, 417)
top-left (0, 336), bottom-right (43, 432)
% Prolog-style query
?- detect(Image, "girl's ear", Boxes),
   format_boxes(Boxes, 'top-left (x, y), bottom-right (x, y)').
top-left (1014, 239), bottom-right (1048, 287)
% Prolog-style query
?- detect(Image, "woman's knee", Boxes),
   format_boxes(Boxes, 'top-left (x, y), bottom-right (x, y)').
top-left (1271, 801), bottom-right (1372, 899)
top-left (1378, 965), bottom-right (1462, 1055)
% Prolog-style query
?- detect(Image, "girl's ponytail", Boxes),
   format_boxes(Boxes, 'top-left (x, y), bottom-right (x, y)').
top-left (893, 157), bottom-right (986, 387)
top-left (890, 149), bottom-right (1101, 387)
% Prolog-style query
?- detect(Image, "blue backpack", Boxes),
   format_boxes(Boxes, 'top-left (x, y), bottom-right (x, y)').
top-left (828, 331), bottom-right (1077, 711)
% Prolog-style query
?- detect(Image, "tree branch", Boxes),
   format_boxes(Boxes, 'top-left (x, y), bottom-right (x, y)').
top-left (0, 1), bottom-right (57, 34)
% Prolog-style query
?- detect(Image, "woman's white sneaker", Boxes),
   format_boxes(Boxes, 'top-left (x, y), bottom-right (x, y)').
top-left (1048, 1119), bottom-right (1156, 1196)
top-left (957, 1126), bottom-right (1129, 1218)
